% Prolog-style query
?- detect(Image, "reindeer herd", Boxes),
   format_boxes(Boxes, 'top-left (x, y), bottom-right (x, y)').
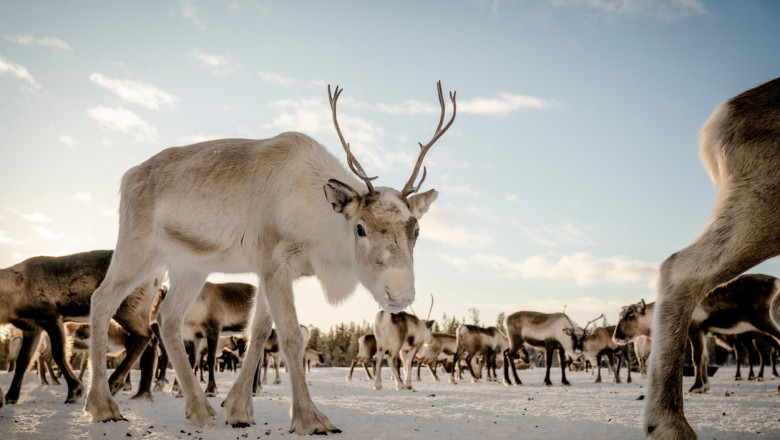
top-left (0, 77), bottom-right (779, 439)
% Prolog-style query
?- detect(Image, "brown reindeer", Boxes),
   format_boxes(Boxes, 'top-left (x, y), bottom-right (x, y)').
top-left (416, 332), bottom-right (456, 382)
top-left (503, 311), bottom-right (585, 387)
top-left (0, 250), bottom-right (162, 405)
top-left (346, 334), bottom-right (377, 381)
top-left (450, 325), bottom-right (507, 383)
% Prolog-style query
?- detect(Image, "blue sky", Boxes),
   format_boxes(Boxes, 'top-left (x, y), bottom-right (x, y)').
top-left (1, 0), bottom-right (779, 330)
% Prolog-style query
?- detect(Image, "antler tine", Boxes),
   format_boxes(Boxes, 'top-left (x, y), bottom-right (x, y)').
top-left (426, 293), bottom-right (434, 321)
top-left (584, 314), bottom-right (605, 331)
top-left (401, 80), bottom-right (457, 198)
top-left (328, 84), bottom-right (377, 195)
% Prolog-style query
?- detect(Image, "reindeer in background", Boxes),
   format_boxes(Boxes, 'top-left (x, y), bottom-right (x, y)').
top-left (85, 81), bottom-right (455, 435)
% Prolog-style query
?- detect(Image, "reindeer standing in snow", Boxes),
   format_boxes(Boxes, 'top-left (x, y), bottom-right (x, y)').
top-left (373, 310), bottom-right (434, 390)
top-left (85, 82), bottom-right (455, 434)
top-left (503, 311), bottom-right (585, 387)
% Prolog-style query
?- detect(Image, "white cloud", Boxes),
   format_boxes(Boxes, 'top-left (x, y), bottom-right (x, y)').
top-left (72, 192), bottom-right (92, 203)
top-left (521, 223), bottom-right (595, 247)
top-left (22, 212), bottom-right (50, 223)
top-left (179, 0), bottom-right (205, 27)
top-left (548, 0), bottom-right (706, 19)
top-left (87, 106), bottom-right (157, 142)
top-left (505, 194), bottom-right (519, 203)
top-left (0, 230), bottom-right (24, 245)
top-left (90, 73), bottom-right (177, 110)
top-left (59, 135), bottom-right (78, 146)
top-left (459, 93), bottom-right (552, 116)
top-left (448, 251), bottom-right (658, 286)
top-left (4, 34), bottom-right (72, 50)
top-left (375, 92), bottom-right (552, 117)
top-left (259, 71), bottom-right (295, 86)
top-left (0, 55), bottom-right (41, 92)
top-left (187, 48), bottom-right (234, 75)
top-left (422, 206), bottom-right (493, 248)
top-left (34, 226), bottom-right (66, 240)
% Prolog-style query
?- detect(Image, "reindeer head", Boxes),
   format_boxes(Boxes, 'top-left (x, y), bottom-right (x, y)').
top-left (563, 326), bottom-right (586, 354)
top-left (613, 299), bottom-right (649, 344)
top-left (324, 83), bottom-right (455, 313)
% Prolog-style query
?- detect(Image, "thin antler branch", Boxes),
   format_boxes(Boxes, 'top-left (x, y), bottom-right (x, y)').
top-left (426, 293), bottom-right (434, 321)
top-left (328, 84), bottom-right (377, 195)
top-left (401, 81), bottom-right (456, 198)
top-left (584, 314), bottom-right (605, 332)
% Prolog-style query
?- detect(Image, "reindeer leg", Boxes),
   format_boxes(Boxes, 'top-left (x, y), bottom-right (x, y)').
top-left (465, 353), bottom-right (480, 383)
top-left (158, 269), bottom-right (215, 427)
top-left (746, 343), bottom-right (757, 381)
top-left (595, 354), bottom-right (603, 383)
top-left (427, 362), bottom-right (440, 382)
top-left (263, 269), bottom-right (339, 435)
top-left (542, 345), bottom-right (554, 386)
top-left (224, 286), bottom-right (271, 428)
top-left (346, 359), bottom-right (357, 381)
top-left (374, 348), bottom-right (385, 390)
top-left (153, 323), bottom-right (169, 392)
top-left (623, 346), bottom-right (632, 383)
top-left (646, 202), bottom-right (779, 439)
top-left (85, 245), bottom-right (162, 423)
top-left (79, 352), bottom-right (89, 382)
top-left (449, 350), bottom-right (460, 384)
top-left (131, 341), bottom-right (157, 400)
top-left (558, 347), bottom-right (570, 386)
top-left (204, 327), bottom-right (219, 397)
top-left (756, 343), bottom-right (765, 382)
top-left (42, 320), bottom-right (82, 403)
top-left (5, 328), bottom-right (42, 404)
top-left (273, 355), bottom-right (281, 385)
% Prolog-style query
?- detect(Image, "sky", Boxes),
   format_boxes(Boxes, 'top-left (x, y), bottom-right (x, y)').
top-left (1, 0), bottom-right (779, 331)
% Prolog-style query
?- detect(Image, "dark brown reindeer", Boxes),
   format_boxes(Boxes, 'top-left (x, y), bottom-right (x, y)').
top-left (503, 311), bottom-right (585, 387)
top-left (0, 250), bottom-right (162, 405)
top-left (647, 77), bottom-right (780, 439)
top-left (154, 282), bottom-right (255, 397)
top-left (85, 82), bottom-right (455, 434)
top-left (416, 332), bottom-right (456, 382)
top-left (346, 334), bottom-right (377, 381)
top-left (449, 325), bottom-right (507, 383)
top-left (712, 331), bottom-right (780, 381)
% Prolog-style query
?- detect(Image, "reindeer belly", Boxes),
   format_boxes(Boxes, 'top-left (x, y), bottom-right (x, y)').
top-left (707, 321), bottom-right (759, 334)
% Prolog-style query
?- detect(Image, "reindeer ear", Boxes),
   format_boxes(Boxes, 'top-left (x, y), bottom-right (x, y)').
top-left (324, 179), bottom-right (361, 219)
top-left (425, 320), bottom-right (434, 329)
top-left (639, 299), bottom-right (646, 313)
top-left (408, 189), bottom-right (438, 219)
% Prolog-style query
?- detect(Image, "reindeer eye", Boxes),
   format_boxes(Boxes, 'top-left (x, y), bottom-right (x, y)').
top-left (413, 228), bottom-right (420, 240)
top-left (356, 224), bottom-right (366, 237)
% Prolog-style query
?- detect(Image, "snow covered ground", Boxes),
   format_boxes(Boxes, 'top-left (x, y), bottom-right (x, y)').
top-left (1, 365), bottom-right (779, 439)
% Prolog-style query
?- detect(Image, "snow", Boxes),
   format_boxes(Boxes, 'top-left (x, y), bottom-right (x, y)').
top-left (1, 366), bottom-right (779, 439)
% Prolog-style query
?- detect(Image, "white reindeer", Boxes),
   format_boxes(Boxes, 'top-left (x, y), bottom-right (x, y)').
top-left (85, 81), bottom-right (455, 435)
top-left (646, 77), bottom-right (780, 439)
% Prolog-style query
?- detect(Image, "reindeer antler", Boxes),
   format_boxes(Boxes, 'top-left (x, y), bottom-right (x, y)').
top-left (401, 81), bottom-right (457, 198)
top-left (584, 314), bottom-right (605, 332)
top-left (328, 85), bottom-right (378, 195)
top-left (426, 293), bottom-right (434, 321)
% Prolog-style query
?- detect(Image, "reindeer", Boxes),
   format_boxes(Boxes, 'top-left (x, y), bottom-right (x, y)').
top-left (416, 332), bottom-right (456, 382)
top-left (449, 325), bottom-right (507, 383)
top-left (373, 310), bottom-right (434, 390)
top-left (617, 274), bottom-right (780, 413)
top-left (155, 282), bottom-right (255, 397)
top-left (304, 348), bottom-right (324, 372)
top-left (581, 315), bottom-right (632, 384)
top-left (645, 77), bottom-right (780, 439)
top-left (84, 81), bottom-right (455, 433)
top-left (217, 335), bottom-right (246, 372)
top-left (503, 311), bottom-right (585, 387)
top-left (712, 331), bottom-right (779, 381)
top-left (0, 250), bottom-right (162, 405)
top-left (633, 335), bottom-right (651, 378)
top-left (346, 334), bottom-right (377, 381)
top-left (612, 300), bottom-right (653, 379)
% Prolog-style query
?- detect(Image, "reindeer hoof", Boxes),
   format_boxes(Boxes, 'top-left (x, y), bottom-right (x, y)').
top-left (289, 406), bottom-right (339, 435)
top-left (644, 413), bottom-right (696, 440)
top-left (85, 392), bottom-right (125, 423)
top-left (184, 399), bottom-right (216, 427)
top-left (131, 391), bottom-right (153, 401)
top-left (756, 377), bottom-right (765, 382)
top-left (373, 384), bottom-right (382, 391)
top-left (66, 383), bottom-right (84, 403)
